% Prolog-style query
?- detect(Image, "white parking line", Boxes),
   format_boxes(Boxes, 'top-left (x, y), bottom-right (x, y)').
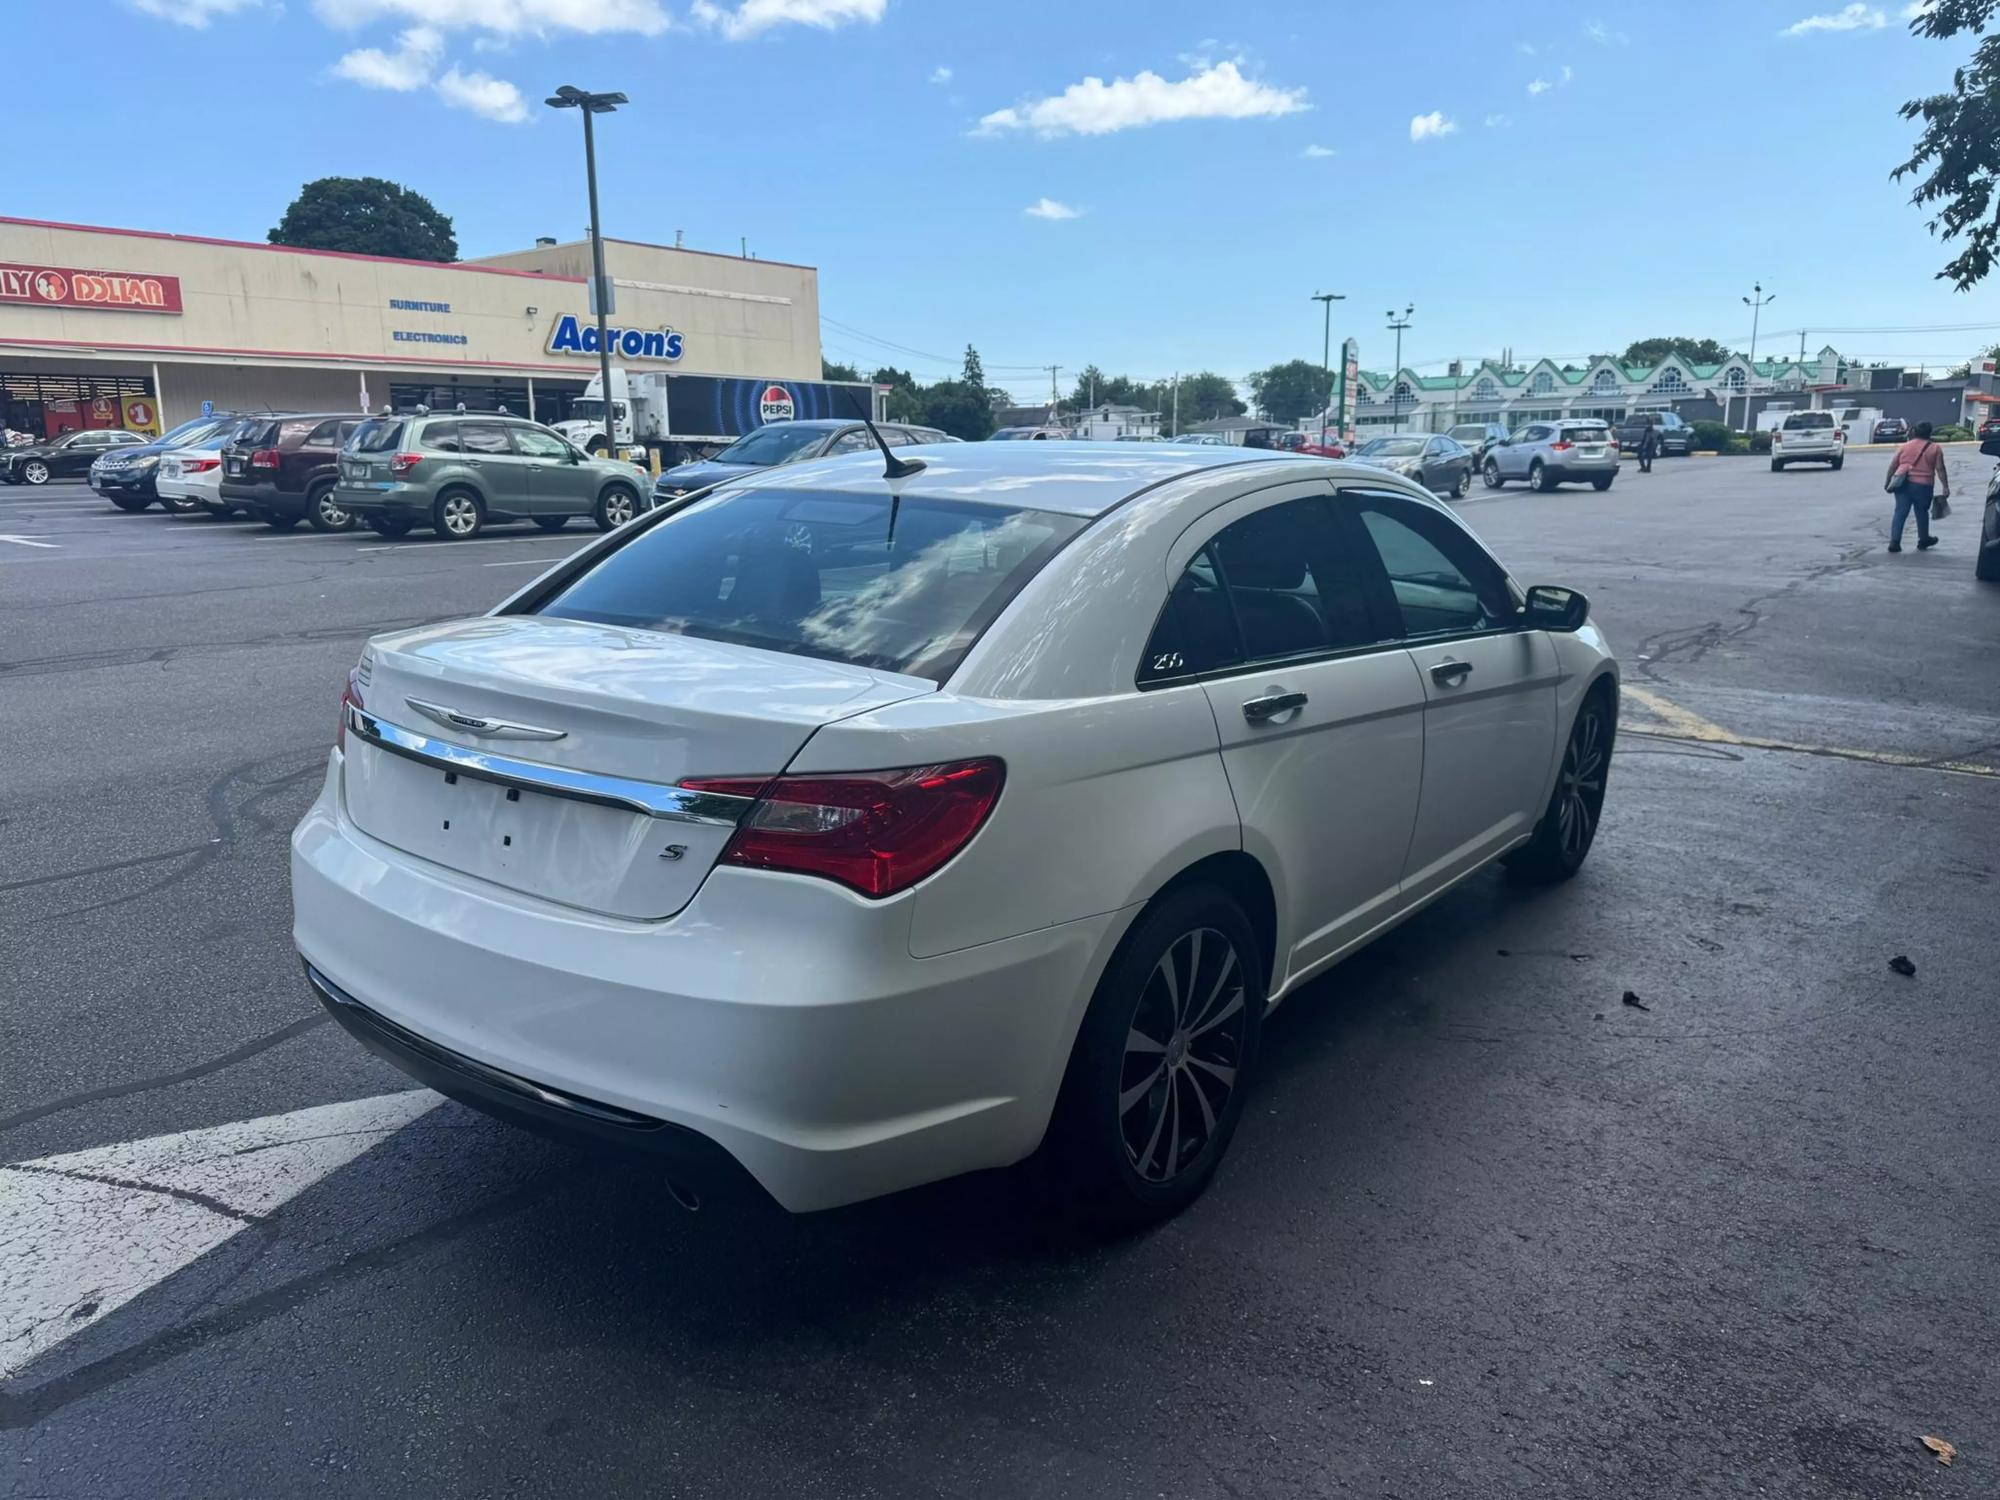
top-left (483, 556), bottom-right (572, 567)
top-left (0, 533), bottom-right (59, 549)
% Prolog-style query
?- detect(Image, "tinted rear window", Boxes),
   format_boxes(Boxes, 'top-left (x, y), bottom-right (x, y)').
top-left (350, 418), bottom-right (406, 453)
top-left (1564, 425), bottom-right (1611, 441)
top-left (536, 487), bottom-right (1087, 682)
top-left (1783, 412), bottom-right (1834, 430)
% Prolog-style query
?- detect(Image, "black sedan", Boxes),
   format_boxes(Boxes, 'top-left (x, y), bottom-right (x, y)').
top-left (1352, 433), bottom-right (1476, 498)
top-left (0, 428), bottom-right (147, 486)
top-left (1873, 417), bottom-right (1910, 444)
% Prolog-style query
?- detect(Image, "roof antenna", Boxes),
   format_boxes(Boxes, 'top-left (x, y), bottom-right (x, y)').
top-left (840, 388), bottom-right (924, 546)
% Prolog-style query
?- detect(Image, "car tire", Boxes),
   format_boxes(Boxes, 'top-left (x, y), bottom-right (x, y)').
top-left (109, 494), bottom-right (152, 513)
top-left (22, 460), bottom-right (50, 486)
top-left (593, 483), bottom-right (640, 532)
top-left (532, 515), bottom-right (570, 532)
top-left (1830, 456), bottom-right (1844, 471)
top-left (1975, 538), bottom-right (2000, 582)
top-left (159, 493), bottom-right (201, 515)
top-left (1507, 685), bottom-right (1614, 882)
top-left (304, 482), bottom-right (354, 532)
top-left (1531, 460), bottom-right (1555, 492)
top-left (1483, 459), bottom-right (1504, 489)
top-left (1454, 469), bottom-right (1473, 499)
top-left (1040, 883), bottom-right (1264, 1229)
top-left (263, 512), bottom-right (300, 531)
top-left (1592, 477), bottom-right (1614, 492)
top-left (1771, 460), bottom-right (1785, 472)
top-left (433, 487), bottom-right (485, 540)
top-left (363, 514), bottom-right (414, 538)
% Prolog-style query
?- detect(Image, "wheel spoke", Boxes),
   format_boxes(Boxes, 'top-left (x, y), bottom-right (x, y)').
top-left (1125, 1027), bottom-right (1167, 1056)
top-left (1183, 1065), bottom-right (1219, 1138)
top-left (1138, 1076), bottom-right (1173, 1176)
top-left (1184, 946), bottom-right (1237, 1034)
top-left (1188, 987), bottom-right (1244, 1041)
top-left (1120, 1062), bottom-right (1166, 1116)
top-left (1179, 929), bottom-right (1203, 1028)
top-left (1152, 948), bottom-right (1181, 1021)
top-left (1159, 1073), bottom-right (1182, 1175)
top-left (1187, 1056), bottom-right (1236, 1090)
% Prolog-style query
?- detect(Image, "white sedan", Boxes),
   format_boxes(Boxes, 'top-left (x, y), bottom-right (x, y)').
top-left (292, 442), bottom-right (1618, 1220)
top-left (156, 423), bottom-right (246, 517)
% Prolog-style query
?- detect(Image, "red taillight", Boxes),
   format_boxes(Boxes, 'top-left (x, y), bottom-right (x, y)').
top-left (336, 667), bottom-right (364, 750)
top-left (389, 452), bottom-right (424, 475)
top-left (185, 456), bottom-right (220, 473)
top-left (251, 448), bottom-right (281, 469)
top-left (1550, 440), bottom-right (1574, 452)
top-left (681, 758), bottom-right (1005, 898)
top-left (1772, 430), bottom-right (1783, 443)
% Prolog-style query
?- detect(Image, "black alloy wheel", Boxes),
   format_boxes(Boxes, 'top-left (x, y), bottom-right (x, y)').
top-left (1484, 459), bottom-right (1504, 489)
top-left (1118, 926), bottom-right (1251, 1186)
top-left (1508, 691), bottom-right (1613, 881)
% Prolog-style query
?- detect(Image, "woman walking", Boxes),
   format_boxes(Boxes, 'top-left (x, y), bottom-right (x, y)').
top-left (1885, 420), bottom-right (1949, 553)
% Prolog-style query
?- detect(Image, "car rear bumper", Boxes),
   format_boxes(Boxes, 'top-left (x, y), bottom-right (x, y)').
top-left (291, 752), bottom-right (1118, 1212)
top-left (1774, 443), bottom-right (1843, 460)
top-left (1548, 460), bottom-right (1619, 478)
top-left (330, 484), bottom-right (426, 516)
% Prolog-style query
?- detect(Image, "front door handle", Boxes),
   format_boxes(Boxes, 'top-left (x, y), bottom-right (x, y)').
top-left (1429, 659), bottom-right (1473, 687)
top-left (1242, 691), bottom-right (1308, 723)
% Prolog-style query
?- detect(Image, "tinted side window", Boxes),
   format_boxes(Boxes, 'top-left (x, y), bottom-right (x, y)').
top-left (1140, 549), bottom-right (1241, 685)
top-left (424, 421), bottom-right (464, 453)
top-left (511, 426), bottom-right (570, 458)
top-left (461, 421), bottom-right (515, 455)
top-left (1210, 497), bottom-right (1381, 661)
top-left (826, 429), bottom-right (873, 455)
top-left (304, 419), bottom-right (344, 446)
top-left (1349, 494), bottom-right (1514, 639)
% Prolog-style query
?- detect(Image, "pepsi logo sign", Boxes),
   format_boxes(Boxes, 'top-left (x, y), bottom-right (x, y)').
top-left (758, 385), bottom-right (796, 423)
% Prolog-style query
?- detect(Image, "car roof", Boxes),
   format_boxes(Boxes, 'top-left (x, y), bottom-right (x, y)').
top-left (723, 439), bottom-right (1307, 517)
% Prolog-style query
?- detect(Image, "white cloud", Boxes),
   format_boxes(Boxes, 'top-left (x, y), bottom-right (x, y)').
top-left (1024, 198), bottom-right (1082, 220)
top-left (1409, 110), bottom-right (1456, 142)
top-left (1584, 18), bottom-right (1627, 44)
top-left (1901, 0), bottom-right (1934, 15)
top-left (1781, 4), bottom-right (1887, 34)
top-left (1299, 143), bottom-right (1335, 158)
top-left (1560, 63), bottom-right (1573, 82)
top-left (129, 0), bottom-right (261, 26)
top-left (332, 25), bottom-right (442, 90)
top-left (929, 65), bottom-right (952, 83)
top-left (1527, 77), bottom-right (1552, 94)
top-left (975, 59), bottom-right (1307, 138)
top-left (313, 0), bottom-right (672, 36)
top-left (1483, 113), bottom-right (1512, 128)
top-left (434, 65), bottom-right (530, 121)
top-left (1517, 40), bottom-right (1536, 54)
top-left (690, 0), bottom-right (885, 40)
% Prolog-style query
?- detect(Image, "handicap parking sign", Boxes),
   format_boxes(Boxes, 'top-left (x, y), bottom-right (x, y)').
top-left (201, 400), bottom-right (214, 417)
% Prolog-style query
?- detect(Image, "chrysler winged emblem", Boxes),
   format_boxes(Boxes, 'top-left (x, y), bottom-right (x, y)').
top-left (405, 697), bottom-right (568, 742)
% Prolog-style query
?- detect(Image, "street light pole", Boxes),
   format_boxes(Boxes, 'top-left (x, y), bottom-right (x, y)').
top-left (1312, 291), bottom-right (1344, 446)
top-left (1741, 282), bottom-right (1775, 431)
top-left (546, 84), bottom-right (629, 457)
top-left (1386, 305), bottom-right (1414, 432)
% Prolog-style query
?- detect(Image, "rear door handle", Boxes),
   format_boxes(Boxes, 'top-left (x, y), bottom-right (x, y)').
top-left (1242, 691), bottom-right (1308, 723)
top-left (1429, 659), bottom-right (1473, 687)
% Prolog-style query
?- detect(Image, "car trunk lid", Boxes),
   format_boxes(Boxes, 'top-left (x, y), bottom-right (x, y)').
top-left (341, 615), bottom-right (934, 919)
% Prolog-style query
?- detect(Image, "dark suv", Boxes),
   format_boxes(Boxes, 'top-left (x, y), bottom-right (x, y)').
top-left (220, 413), bottom-right (363, 531)
top-left (1613, 410), bottom-right (1694, 456)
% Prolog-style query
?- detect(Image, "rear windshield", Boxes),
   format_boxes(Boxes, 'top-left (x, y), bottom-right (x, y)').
top-left (1563, 425), bottom-right (1611, 441)
top-left (713, 425), bottom-right (832, 466)
top-left (1783, 412), bottom-right (1834, 430)
top-left (1363, 437), bottom-right (1425, 457)
top-left (350, 418), bottom-right (406, 453)
top-left (234, 419), bottom-right (281, 447)
top-left (536, 487), bottom-right (1087, 681)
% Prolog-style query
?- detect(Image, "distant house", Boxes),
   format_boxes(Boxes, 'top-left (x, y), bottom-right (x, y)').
top-left (1072, 403), bottom-right (1160, 441)
top-left (1186, 415), bottom-right (1292, 446)
top-left (994, 403), bottom-right (1060, 429)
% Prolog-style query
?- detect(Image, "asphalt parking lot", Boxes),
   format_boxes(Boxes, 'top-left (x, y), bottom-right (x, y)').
top-left (4, 452), bottom-right (1997, 1498)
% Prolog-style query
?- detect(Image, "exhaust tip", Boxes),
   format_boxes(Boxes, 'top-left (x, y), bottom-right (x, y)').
top-left (665, 1178), bottom-right (702, 1214)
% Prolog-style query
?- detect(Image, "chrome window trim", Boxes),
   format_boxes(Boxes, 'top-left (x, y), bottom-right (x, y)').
top-left (345, 705), bottom-right (754, 826)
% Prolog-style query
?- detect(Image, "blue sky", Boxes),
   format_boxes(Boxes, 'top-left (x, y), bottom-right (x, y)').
top-left (17, 0), bottom-right (2000, 394)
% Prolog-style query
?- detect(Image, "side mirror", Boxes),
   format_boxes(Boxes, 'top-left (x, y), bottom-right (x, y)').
top-left (1523, 583), bottom-right (1590, 632)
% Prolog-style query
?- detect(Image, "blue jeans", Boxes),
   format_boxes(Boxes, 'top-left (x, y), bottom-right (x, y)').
top-left (1892, 481), bottom-right (1933, 545)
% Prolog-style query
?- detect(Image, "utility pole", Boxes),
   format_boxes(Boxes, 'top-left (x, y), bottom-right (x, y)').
top-left (545, 84), bottom-right (629, 458)
top-left (1171, 372), bottom-right (1180, 438)
top-left (1044, 365), bottom-right (1061, 407)
top-left (1741, 282), bottom-right (1775, 430)
top-left (1313, 291), bottom-right (1344, 446)
top-left (1386, 305), bottom-right (1414, 432)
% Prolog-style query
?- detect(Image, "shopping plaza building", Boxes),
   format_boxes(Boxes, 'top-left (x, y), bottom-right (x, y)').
top-left (0, 217), bottom-right (822, 439)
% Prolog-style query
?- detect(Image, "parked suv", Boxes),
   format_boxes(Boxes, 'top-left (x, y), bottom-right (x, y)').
top-left (1613, 410), bottom-right (1694, 456)
top-left (1482, 420), bottom-right (1620, 492)
top-left (1872, 417), bottom-right (1910, 444)
top-left (220, 413), bottom-right (363, 531)
top-left (1, 427), bottom-right (146, 487)
top-left (1769, 411), bottom-right (1845, 471)
top-left (334, 411), bottom-right (649, 540)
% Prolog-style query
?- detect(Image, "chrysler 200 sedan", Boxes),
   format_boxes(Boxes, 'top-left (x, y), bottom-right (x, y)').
top-left (293, 442), bottom-right (1618, 1221)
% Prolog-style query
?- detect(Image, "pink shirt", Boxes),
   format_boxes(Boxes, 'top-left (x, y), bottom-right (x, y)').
top-left (1894, 438), bottom-right (1945, 485)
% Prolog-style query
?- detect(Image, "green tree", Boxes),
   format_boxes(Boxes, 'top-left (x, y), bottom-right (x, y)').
top-left (1175, 372), bottom-right (1246, 428)
top-left (1897, 0), bottom-right (2000, 289)
top-left (920, 380), bottom-right (995, 441)
top-left (1248, 359), bottom-right (1326, 424)
top-left (871, 365), bottom-right (915, 388)
top-left (960, 345), bottom-right (990, 406)
top-left (268, 177), bottom-right (457, 261)
top-left (1621, 337), bottom-right (1736, 366)
top-left (822, 359), bottom-right (861, 381)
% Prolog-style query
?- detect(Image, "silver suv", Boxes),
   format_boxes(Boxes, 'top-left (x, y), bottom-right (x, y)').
top-left (1482, 419), bottom-right (1620, 493)
top-left (1770, 410), bottom-right (1846, 472)
top-left (334, 411), bottom-right (649, 540)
